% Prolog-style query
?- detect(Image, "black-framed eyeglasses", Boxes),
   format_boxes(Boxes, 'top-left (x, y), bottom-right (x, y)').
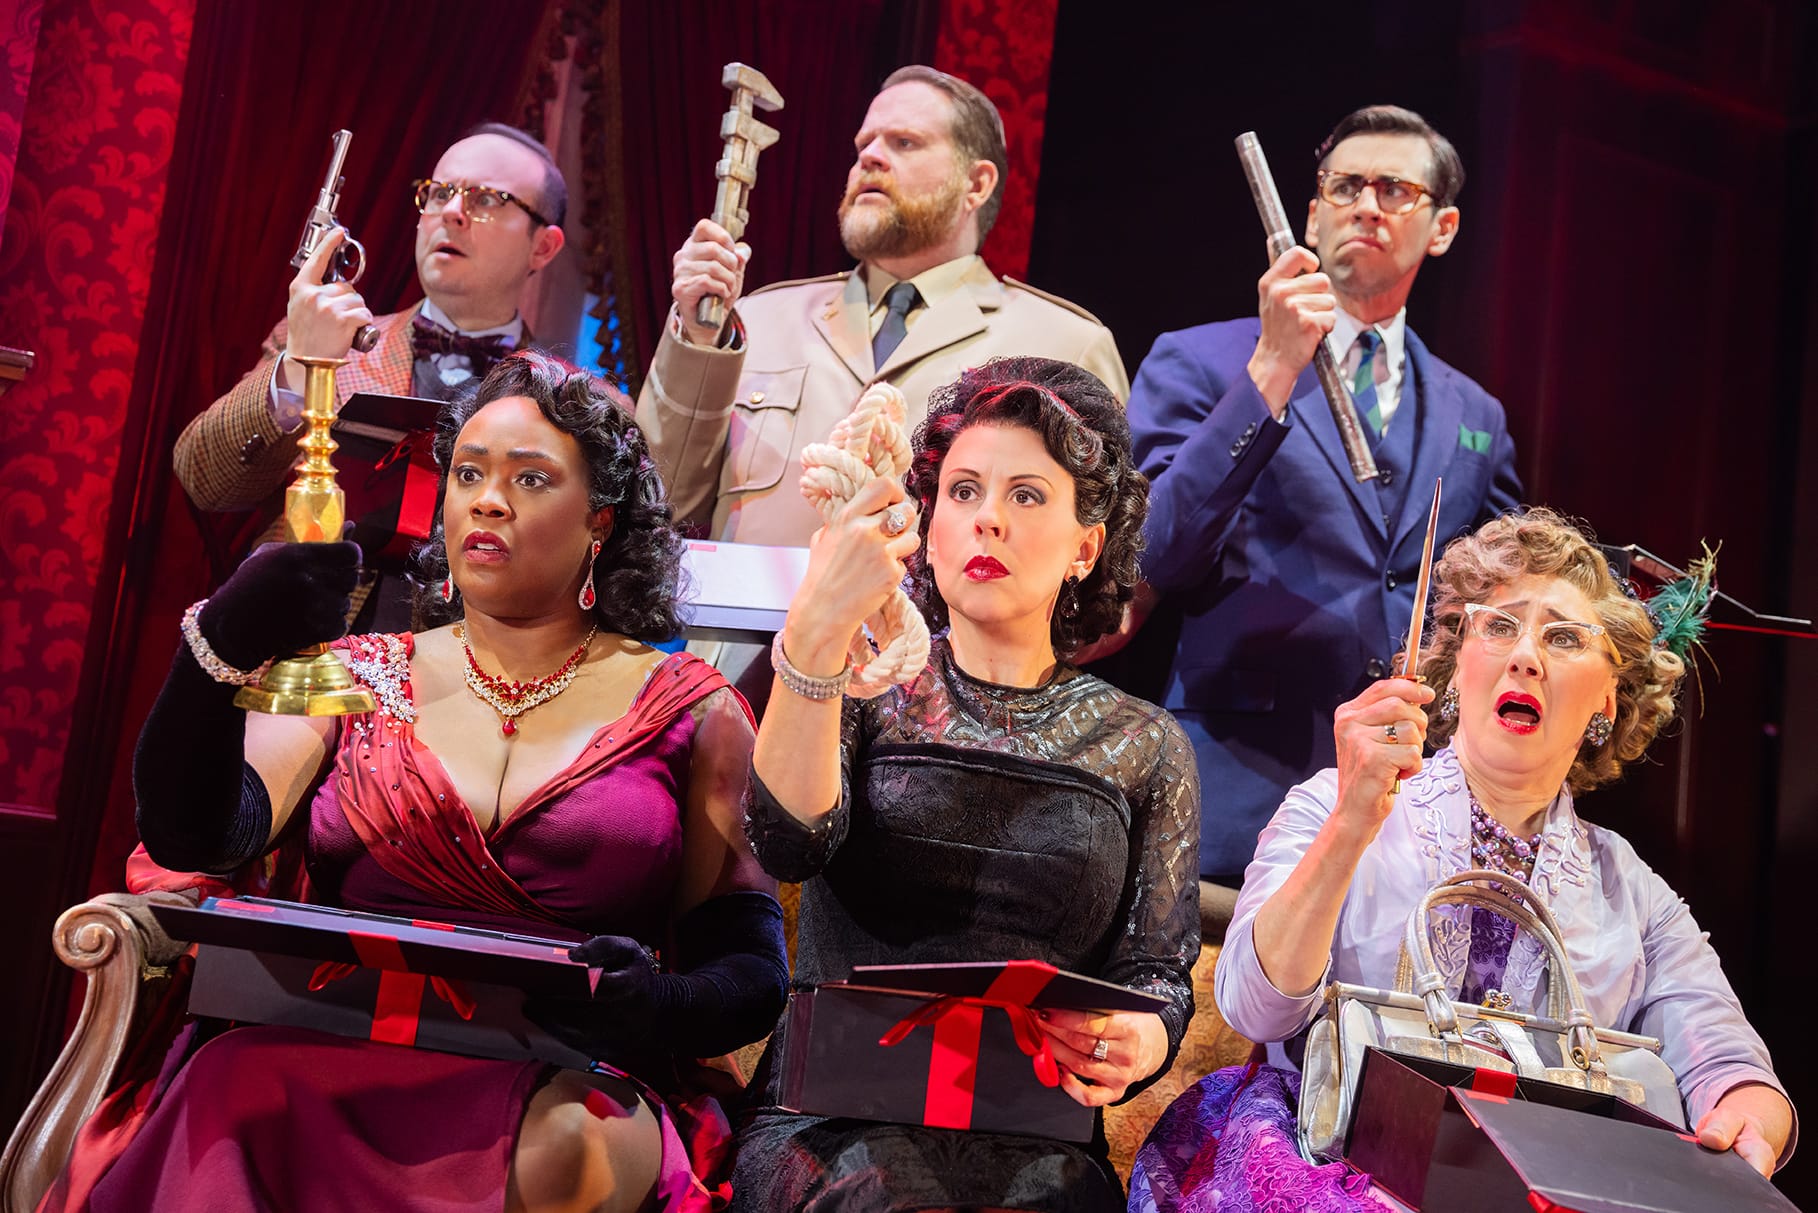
top-left (412, 178), bottom-right (553, 227)
top-left (1461, 603), bottom-right (1621, 664)
top-left (1315, 170), bottom-right (1434, 215)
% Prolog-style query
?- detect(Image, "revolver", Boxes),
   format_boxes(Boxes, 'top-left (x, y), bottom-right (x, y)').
top-left (291, 129), bottom-right (378, 353)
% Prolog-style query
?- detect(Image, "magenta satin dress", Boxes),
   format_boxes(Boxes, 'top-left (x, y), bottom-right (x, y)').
top-left (75, 636), bottom-right (739, 1213)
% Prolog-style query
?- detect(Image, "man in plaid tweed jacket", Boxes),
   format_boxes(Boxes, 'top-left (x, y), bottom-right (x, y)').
top-left (174, 124), bottom-right (567, 519)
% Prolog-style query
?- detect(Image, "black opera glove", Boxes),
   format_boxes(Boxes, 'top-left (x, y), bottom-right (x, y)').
top-left (526, 891), bottom-right (789, 1062)
top-left (134, 540), bottom-right (360, 875)
top-left (199, 540), bottom-right (362, 669)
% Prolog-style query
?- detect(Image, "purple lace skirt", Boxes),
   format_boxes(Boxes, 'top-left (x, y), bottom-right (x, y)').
top-left (1130, 1064), bottom-right (1394, 1213)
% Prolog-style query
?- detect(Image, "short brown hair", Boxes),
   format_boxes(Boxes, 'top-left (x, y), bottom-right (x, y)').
top-left (1316, 104), bottom-right (1465, 209)
top-left (881, 65), bottom-right (1008, 240)
top-left (1412, 508), bottom-right (1686, 793)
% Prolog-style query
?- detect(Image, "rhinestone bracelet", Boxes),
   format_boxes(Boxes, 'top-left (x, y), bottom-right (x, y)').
top-left (180, 599), bottom-right (273, 687)
top-left (771, 632), bottom-right (851, 702)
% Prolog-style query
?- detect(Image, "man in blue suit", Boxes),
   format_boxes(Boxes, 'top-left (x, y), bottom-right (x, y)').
top-left (1128, 105), bottom-right (1522, 886)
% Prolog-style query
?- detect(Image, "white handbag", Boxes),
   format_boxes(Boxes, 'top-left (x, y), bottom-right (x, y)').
top-left (1298, 869), bottom-right (1685, 1163)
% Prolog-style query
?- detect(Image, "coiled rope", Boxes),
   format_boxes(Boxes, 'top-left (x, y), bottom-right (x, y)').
top-left (797, 382), bottom-right (930, 698)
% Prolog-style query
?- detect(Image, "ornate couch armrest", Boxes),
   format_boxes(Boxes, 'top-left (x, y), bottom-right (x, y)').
top-left (1, 891), bottom-right (194, 1213)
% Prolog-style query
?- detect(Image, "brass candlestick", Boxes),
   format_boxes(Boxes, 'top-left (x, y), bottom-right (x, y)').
top-left (234, 354), bottom-right (378, 716)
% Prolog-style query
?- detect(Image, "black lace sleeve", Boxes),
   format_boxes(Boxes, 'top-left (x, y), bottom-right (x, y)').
top-left (740, 697), bottom-right (865, 881)
top-left (1098, 708), bottom-right (1202, 1102)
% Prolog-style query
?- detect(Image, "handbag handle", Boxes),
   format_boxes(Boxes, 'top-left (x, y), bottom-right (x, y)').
top-left (1393, 887), bottom-right (1566, 1024)
top-left (1400, 869), bottom-right (1607, 1074)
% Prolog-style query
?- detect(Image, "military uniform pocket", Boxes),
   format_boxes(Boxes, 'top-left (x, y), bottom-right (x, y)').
top-left (725, 365), bottom-right (808, 494)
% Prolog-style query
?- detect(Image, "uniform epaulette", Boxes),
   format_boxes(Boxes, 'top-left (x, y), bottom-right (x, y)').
top-left (747, 271), bottom-right (851, 296)
top-left (1000, 276), bottom-right (1107, 326)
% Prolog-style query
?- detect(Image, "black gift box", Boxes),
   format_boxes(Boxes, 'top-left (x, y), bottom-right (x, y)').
top-left (1347, 1048), bottom-right (1798, 1212)
top-left (153, 897), bottom-right (597, 1068)
top-left (333, 392), bottom-right (441, 565)
top-left (776, 960), bottom-right (1167, 1144)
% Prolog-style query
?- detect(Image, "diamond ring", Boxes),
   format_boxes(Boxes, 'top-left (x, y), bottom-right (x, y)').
top-left (1383, 722), bottom-right (1399, 743)
top-left (880, 505), bottom-right (910, 536)
top-left (1091, 1037), bottom-right (1109, 1062)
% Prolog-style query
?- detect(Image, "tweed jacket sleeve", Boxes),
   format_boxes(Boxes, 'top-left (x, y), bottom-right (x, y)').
top-left (173, 319), bottom-right (301, 512)
top-left (174, 307), bottom-right (420, 513)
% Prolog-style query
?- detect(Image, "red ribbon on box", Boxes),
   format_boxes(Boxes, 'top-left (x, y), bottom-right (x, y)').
top-left (308, 933), bottom-right (476, 1048)
top-left (1469, 1066), bottom-right (1519, 1099)
top-left (877, 959), bottom-right (1061, 1131)
top-left (367, 431), bottom-right (439, 563)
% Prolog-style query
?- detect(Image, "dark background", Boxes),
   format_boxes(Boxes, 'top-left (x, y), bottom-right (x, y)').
top-left (2, 0), bottom-right (1814, 1202)
top-left (1031, 5), bottom-right (1817, 1199)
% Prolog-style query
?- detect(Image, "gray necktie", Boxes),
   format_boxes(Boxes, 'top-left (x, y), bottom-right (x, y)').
top-left (871, 282), bottom-right (920, 369)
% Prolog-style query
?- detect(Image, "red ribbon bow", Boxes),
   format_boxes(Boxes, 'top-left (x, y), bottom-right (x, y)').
top-left (877, 959), bottom-right (1060, 1130)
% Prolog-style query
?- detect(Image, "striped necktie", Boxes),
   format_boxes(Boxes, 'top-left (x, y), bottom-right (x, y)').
top-left (1351, 329), bottom-right (1385, 436)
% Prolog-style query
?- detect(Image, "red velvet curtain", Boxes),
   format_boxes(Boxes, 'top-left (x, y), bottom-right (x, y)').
top-left (606, 0), bottom-right (937, 381)
top-left (72, 0), bottom-right (557, 892)
top-left (155, 1), bottom-right (557, 465)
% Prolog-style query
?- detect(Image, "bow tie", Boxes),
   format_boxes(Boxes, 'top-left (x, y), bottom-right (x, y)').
top-left (410, 313), bottom-right (513, 379)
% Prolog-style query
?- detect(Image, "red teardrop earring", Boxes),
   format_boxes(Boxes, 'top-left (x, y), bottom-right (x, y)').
top-left (578, 537), bottom-right (603, 610)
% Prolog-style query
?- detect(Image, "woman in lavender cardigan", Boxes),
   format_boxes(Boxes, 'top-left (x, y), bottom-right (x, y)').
top-left (1134, 508), bottom-right (1793, 1212)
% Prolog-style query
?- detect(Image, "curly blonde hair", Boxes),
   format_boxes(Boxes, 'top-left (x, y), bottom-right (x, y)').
top-left (1413, 508), bottom-right (1685, 792)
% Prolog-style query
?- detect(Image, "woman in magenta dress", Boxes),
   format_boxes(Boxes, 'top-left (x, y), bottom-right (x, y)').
top-left (55, 352), bottom-right (788, 1213)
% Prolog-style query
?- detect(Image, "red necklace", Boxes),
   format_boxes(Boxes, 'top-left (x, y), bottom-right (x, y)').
top-left (457, 623), bottom-right (599, 736)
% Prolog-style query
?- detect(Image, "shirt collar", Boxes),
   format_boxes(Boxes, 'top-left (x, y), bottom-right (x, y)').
top-left (862, 254), bottom-right (984, 314)
top-left (419, 297), bottom-right (525, 345)
top-left (1328, 304), bottom-right (1407, 369)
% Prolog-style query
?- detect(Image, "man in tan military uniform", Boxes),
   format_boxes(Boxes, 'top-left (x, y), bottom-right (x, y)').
top-left (637, 65), bottom-right (1127, 547)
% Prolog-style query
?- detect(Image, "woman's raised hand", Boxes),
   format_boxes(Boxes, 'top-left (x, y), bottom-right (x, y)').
top-left (1332, 678), bottom-right (1435, 832)
top-left (199, 541), bottom-right (362, 669)
top-left (781, 477), bottom-right (921, 674)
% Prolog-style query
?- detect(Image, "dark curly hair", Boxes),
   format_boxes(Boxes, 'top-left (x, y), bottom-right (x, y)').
top-left (904, 356), bottom-right (1147, 656)
top-left (411, 350), bottom-right (686, 642)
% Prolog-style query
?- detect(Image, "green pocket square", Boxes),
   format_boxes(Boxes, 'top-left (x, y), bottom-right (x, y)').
top-left (1458, 425), bottom-right (1492, 454)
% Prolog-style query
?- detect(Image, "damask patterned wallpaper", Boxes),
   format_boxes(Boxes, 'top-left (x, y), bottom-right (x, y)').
top-left (935, 0), bottom-right (1058, 283)
top-left (0, 0), bottom-right (194, 810)
top-left (0, 0), bottom-right (44, 227)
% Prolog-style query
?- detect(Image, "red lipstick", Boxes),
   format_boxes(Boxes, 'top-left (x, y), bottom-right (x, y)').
top-left (964, 555), bottom-right (1008, 581)
top-left (1494, 691), bottom-right (1542, 735)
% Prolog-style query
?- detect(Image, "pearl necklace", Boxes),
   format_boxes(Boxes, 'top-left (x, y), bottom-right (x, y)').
top-left (1467, 787), bottom-right (1542, 897)
top-left (457, 623), bottom-right (598, 737)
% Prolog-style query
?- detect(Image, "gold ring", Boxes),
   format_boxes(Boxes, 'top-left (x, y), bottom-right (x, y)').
top-left (1383, 722), bottom-right (1399, 743)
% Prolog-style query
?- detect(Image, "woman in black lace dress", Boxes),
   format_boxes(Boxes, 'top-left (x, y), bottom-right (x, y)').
top-left (730, 357), bottom-right (1201, 1211)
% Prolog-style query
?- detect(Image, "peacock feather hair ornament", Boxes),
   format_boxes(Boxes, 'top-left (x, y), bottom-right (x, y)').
top-left (1645, 541), bottom-right (1718, 663)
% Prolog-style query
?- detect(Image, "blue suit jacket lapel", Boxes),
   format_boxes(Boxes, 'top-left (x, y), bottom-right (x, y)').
top-left (1287, 366), bottom-right (1383, 536)
top-left (1390, 331), bottom-right (1464, 554)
